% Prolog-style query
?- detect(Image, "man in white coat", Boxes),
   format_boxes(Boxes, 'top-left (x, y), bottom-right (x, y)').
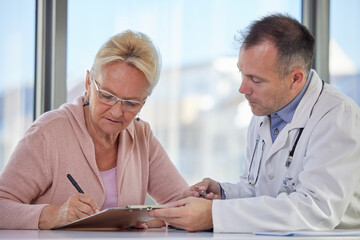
top-left (149, 13), bottom-right (360, 232)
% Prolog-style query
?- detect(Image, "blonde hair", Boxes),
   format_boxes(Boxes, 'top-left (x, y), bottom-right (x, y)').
top-left (90, 30), bottom-right (161, 95)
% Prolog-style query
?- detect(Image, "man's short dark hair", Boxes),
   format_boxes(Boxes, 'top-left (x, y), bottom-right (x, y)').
top-left (236, 13), bottom-right (315, 79)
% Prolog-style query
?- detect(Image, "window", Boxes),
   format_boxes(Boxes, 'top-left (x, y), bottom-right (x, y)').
top-left (0, 1), bottom-right (35, 170)
top-left (330, 0), bottom-right (360, 104)
top-left (67, 0), bottom-right (301, 184)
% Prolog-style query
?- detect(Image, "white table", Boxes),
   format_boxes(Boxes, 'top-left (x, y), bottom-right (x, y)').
top-left (0, 228), bottom-right (359, 239)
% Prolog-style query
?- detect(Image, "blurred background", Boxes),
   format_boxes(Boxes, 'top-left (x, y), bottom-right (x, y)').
top-left (0, 0), bottom-right (359, 186)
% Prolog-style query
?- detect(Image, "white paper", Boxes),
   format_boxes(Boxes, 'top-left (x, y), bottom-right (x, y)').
top-left (254, 229), bottom-right (360, 236)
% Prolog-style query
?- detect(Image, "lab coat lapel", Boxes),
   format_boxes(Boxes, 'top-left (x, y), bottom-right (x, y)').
top-left (257, 117), bottom-right (272, 149)
top-left (291, 71), bottom-right (324, 128)
top-left (264, 123), bottom-right (302, 162)
top-left (267, 126), bottom-right (290, 158)
top-left (264, 71), bottom-right (323, 161)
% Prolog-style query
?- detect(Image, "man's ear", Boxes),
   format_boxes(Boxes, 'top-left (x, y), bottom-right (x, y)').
top-left (290, 68), bottom-right (305, 91)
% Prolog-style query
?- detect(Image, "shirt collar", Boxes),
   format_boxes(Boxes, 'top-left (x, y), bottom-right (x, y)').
top-left (270, 70), bottom-right (314, 123)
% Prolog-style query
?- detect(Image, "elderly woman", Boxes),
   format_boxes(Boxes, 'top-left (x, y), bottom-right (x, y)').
top-left (0, 30), bottom-right (188, 229)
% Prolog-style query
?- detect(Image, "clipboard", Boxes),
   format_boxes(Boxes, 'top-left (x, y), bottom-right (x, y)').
top-left (52, 205), bottom-right (166, 230)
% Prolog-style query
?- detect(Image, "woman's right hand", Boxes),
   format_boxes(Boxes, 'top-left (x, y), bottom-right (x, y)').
top-left (183, 177), bottom-right (222, 200)
top-left (38, 193), bottom-right (100, 229)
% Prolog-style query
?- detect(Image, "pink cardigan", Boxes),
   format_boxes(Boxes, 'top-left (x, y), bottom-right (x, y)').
top-left (0, 97), bottom-right (188, 229)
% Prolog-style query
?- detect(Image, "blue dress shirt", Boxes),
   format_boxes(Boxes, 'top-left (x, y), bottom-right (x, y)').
top-left (269, 70), bottom-right (313, 142)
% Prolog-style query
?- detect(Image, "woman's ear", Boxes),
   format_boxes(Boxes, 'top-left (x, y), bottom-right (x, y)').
top-left (85, 70), bottom-right (91, 91)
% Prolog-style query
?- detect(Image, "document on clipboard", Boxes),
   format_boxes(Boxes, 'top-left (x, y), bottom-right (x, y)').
top-left (52, 205), bottom-right (166, 231)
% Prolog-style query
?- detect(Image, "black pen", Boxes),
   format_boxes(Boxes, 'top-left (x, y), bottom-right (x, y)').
top-left (67, 174), bottom-right (84, 193)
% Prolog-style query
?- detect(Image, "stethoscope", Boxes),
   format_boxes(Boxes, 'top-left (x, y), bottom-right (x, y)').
top-left (247, 80), bottom-right (325, 186)
top-left (247, 135), bottom-right (264, 186)
top-left (247, 128), bottom-right (303, 186)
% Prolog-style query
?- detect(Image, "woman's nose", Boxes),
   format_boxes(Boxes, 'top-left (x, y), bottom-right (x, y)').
top-left (110, 100), bottom-right (124, 117)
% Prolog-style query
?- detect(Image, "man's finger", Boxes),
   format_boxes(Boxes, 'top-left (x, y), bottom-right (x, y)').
top-left (149, 204), bottom-right (185, 218)
top-left (164, 197), bottom-right (190, 208)
top-left (204, 192), bottom-right (216, 200)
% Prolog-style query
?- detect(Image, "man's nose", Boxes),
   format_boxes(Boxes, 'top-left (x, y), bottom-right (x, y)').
top-left (239, 79), bottom-right (250, 95)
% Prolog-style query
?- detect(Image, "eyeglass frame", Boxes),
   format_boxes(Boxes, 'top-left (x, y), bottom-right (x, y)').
top-left (91, 78), bottom-right (146, 113)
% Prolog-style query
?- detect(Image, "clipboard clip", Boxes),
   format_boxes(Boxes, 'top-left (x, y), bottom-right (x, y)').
top-left (126, 205), bottom-right (166, 211)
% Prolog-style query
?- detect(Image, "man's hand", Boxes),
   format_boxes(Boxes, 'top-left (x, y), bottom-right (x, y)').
top-left (183, 178), bottom-right (222, 200)
top-left (149, 197), bottom-right (213, 232)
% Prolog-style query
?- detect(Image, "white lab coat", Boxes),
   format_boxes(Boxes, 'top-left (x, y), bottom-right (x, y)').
top-left (213, 70), bottom-right (360, 233)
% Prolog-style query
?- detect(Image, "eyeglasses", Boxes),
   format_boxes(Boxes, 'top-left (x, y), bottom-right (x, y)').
top-left (92, 78), bottom-right (146, 113)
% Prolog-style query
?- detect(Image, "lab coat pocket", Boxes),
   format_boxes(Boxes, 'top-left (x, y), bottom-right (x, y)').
top-left (280, 168), bottom-right (300, 194)
top-left (282, 176), bottom-right (298, 193)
